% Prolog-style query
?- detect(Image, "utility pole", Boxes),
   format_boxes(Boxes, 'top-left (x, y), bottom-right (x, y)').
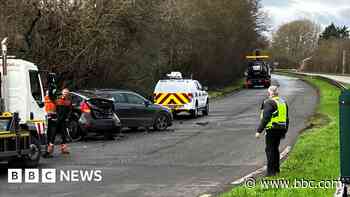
top-left (343, 50), bottom-right (347, 75)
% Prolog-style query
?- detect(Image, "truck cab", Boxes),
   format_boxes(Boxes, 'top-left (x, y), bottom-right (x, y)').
top-left (6, 59), bottom-right (46, 126)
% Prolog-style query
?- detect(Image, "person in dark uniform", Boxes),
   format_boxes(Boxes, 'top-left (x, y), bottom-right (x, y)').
top-left (256, 86), bottom-right (289, 176)
top-left (52, 88), bottom-right (72, 154)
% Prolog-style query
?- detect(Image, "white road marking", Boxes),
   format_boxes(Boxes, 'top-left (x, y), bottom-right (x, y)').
top-left (199, 194), bottom-right (212, 197)
top-left (230, 145), bottom-right (291, 185)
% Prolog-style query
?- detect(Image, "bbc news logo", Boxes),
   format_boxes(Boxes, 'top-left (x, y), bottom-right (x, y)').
top-left (8, 169), bottom-right (103, 183)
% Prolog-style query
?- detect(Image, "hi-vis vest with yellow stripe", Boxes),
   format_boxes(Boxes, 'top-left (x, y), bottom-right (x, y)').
top-left (154, 93), bottom-right (192, 105)
top-left (261, 96), bottom-right (287, 130)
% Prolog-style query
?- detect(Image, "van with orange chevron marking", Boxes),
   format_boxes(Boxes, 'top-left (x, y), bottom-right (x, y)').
top-left (153, 72), bottom-right (209, 118)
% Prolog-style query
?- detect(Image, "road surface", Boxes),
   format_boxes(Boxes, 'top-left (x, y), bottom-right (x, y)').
top-left (0, 74), bottom-right (318, 197)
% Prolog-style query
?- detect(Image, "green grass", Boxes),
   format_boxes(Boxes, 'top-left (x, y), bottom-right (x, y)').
top-left (220, 76), bottom-right (341, 197)
top-left (208, 79), bottom-right (244, 99)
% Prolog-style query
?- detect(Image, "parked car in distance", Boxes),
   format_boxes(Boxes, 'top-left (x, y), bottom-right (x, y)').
top-left (69, 91), bottom-right (121, 140)
top-left (95, 89), bottom-right (173, 131)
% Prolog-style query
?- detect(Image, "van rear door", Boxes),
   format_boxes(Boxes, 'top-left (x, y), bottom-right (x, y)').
top-left (154, 80), bottom-right (192, 109)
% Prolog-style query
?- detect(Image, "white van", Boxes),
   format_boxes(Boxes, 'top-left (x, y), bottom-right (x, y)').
top-left (153, 73), bottom-right (209, 118)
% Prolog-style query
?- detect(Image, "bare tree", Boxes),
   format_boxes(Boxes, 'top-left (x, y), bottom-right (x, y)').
top-left (0, 0), bottom-right (266, 93)
top-left (271, 19), bottom-right (321, 68)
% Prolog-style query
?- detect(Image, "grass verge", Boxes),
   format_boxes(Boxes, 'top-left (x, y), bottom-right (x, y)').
top-left (220, 75), bottom-right (341, 197)
top-left (208, 79), bottom-right (244, 99)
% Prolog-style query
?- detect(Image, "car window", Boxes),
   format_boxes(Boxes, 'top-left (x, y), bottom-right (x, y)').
top-left (155, 80), bottom-right (191, 92)
top-left (70, 94), bottom-right (83, 106)
top-left (195, 81), bottom-right (202, 90)
top-left (124, 93), bottom-right (145, 105)
top-left (29, 70), bottom-right (44, 104)
top-left (112, 93), bottom-right (127, 103)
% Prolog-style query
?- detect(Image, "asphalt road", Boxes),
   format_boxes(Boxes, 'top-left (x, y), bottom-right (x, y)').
top-left (0, 74), bottom-right (318, 197)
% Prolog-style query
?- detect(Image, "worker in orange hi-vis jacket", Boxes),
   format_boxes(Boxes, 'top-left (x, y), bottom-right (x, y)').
top-left (44, 90), bottom-right (57, 157)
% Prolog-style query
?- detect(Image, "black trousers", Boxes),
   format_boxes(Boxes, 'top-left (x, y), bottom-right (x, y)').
top-left (47, 119), bottom-right (56, 144)
top-left (265, 130), bottom-right (283, 175)
top-left (47, 118), bottom-right (68, 144)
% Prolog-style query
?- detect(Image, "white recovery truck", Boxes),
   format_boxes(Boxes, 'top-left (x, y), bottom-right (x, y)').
top-left (0, 38), bottom-right (56, 167)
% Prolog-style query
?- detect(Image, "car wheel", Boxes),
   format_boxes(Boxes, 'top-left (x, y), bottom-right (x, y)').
top-left (23, 142), bottom-right (41, 167)
top-left (10, 136), bottom-right (41, 168)
top-left (190, 103), bottom-right (199, 118)
top-left (203, 101), bottom-right (209, 116)
top-left (66, 119), bottom-right (82, 142)
top-left (153, 114), bottom-right (169, 131)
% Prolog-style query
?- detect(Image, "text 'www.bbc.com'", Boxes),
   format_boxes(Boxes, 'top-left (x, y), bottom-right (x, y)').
top-left (8, 169), bottom-right (103, 184)
top-left (244, 177), bottom-right (342, 189)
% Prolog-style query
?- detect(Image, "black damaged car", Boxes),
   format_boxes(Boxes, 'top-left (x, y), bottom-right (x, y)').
top-left (96, 89), bottom-right (173, 131)
top-left (67, 91), bottom-right (121, 141)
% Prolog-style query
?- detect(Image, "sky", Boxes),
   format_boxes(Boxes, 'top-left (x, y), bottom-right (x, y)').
top-left (261, 0), bottom-right (350, 32)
